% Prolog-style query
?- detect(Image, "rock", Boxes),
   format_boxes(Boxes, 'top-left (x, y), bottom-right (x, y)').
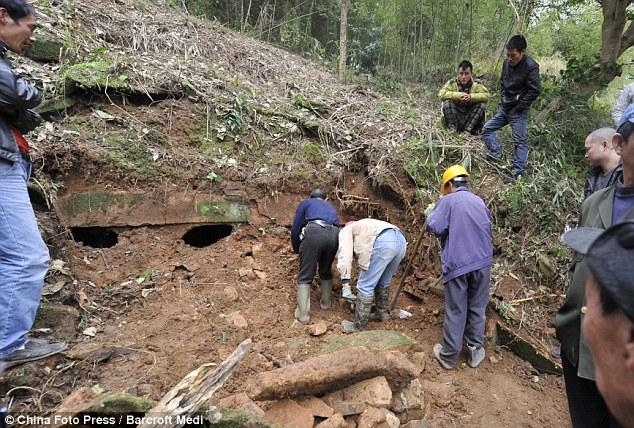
top-left (320, 330), bottom-right (416, 353)
top-left (408, 352), bottom-right (426, 372)
top-left (34, 303), bottom-right (79, 340)
top-left (254, 269), bottom-right (267, 281)
top-left (64, 343), bottom-right (134, 363)
top-left (297, 396), bottom-right (333, 418)
top-left (489, 355), bottom-right (499, 364)
top-left (537, 253), bottom-right (557, 279)
top-left (378, 409), bottom-right (400, 428)
top-left (24, 29), bottom-right (64, 62)
top-left (249, 347), bottom-right (420, 400)
top-left (224, 286), bottom-right (239, 302)
top-left (328, 400), bottom-right (367, 416)
top-left (238, 267), bottom-right (256, 280)
top-left (402, 420), bottom-right (431, 428)
top-left (390, 379), bottom-right (424, 413)
top-left (263, 399), bottom-right (314, 428)
top-left (310, 321), bottom-right (328, 336)
top-left (213, 408), bottom-right (276, 427)
top-left (227, 312), bottom-right (248, 329)
top-left (357, 407), bottom-right (386, 428)
top-left (337, 376), bottom-right (392, 408)
top-left (218, 392), bottom-right (265, 418)
top-left (316, 413), bottom-right (348, 428)
top-left (345, 417), bottom-right (358, 428)
top-left (50, 388), bottom-right (155, 427)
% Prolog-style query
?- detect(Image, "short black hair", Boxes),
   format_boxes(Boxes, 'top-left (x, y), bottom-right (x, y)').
top-left (458, 60), bottom-right (472, 72)
top-left (506, 35), bottom-right (527, 52)
top-left (309, 188), bottom-right (327, 199)
top-left (617, 121), bottom-right (634, 143)
top-left (0, 0), bottom-right (33, 21)
top-left (450, 176), bottom-right (468, 189)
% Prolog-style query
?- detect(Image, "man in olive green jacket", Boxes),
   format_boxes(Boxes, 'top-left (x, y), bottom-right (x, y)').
top-left (555, 104), bottom-right (634, 428)
top-left (438, 60), bottom-right (491, 135)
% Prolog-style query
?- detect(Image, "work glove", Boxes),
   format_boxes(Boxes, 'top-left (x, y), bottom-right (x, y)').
top-left (424, 202), bottom-right (435, 217)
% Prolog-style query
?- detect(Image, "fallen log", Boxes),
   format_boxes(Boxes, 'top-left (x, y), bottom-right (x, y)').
top-left (137, 338), bottom-right (252, 428)
top-left (248, 347), bottom-right (421, 401)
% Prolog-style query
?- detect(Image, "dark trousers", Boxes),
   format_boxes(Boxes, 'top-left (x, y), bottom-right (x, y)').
top-left (440, 266), bottom-right (491, 363)
top-left (562, 355), bottom-right (622, 428)
top-left (298, 222), bottom-right (339, 283)
top-left (442, 100), bottom-right (486, 134)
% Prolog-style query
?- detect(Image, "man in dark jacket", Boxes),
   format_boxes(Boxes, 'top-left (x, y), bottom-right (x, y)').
top-left (583, 127), bottom-right (622, 199)
top-left (0, 0), bottom-right (66, 370)
top-left (426, 165), bottom-right (493, 370)
top-left (482, 35), bottom-right (541, 183)
top-left (555, 104), bottom-right (634, 428)
top-left (291, 188), bottom-right (339, 323)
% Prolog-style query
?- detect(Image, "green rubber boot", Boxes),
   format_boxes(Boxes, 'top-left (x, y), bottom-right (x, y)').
top-left (342, 293), bottom-right (374, 333)
top-left (320, 279), bottom-right (333, 310)
top-left (294, 283), bottom-right (311, 324)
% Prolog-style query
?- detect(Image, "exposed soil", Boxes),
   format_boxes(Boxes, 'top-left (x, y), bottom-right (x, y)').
top-left (1, 178), bottom-right (570, 427)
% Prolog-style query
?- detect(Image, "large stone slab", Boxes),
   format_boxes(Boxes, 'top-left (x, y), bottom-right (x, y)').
top-left (327, 376), bottom-right (392, 408)
top-left (248, 347), bottom-right (420, 400)
top-left (55, 191), bottom-right (249, 227)
top-left (320, 330), bottom-right (416, 353)
top-left (494, 321), bottom-right (561, 374)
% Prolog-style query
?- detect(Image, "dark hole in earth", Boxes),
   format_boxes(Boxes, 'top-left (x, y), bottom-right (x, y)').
top-left (183, 224), bottom-right (233, 248)
top-left (71, 227), bottom-right (119, 248)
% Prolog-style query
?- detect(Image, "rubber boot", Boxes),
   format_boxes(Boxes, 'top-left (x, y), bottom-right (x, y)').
top-left (320, 279), bottom-right (333, 310)
top-left (341, 285), bottom-right (356, 302)
top-left (370, 286), bottom-right (390, 321)
top-left (294, 283), bottom-right (311, 324)
top-left (342, 293), bottom-right (373, 333)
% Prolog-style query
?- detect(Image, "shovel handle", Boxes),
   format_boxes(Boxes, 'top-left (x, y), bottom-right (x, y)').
top-left (389, 218), bottom-right (428, 311)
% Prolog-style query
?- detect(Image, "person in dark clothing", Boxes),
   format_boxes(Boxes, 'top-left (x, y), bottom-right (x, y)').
top-left (291, 188), bottom-right (339, 324)
top-left (438, 60), bottom-right (491, 135)
top-left (583, 127), bottom-right (623, 199)
top-left (555, 104), bottom-right (634, 428)
top-left (482, 35), bottom-right (541, 183)
top-left (426, 165), bottom-right (493, 370)
top-left (563, 220), bottom-right (634, 428)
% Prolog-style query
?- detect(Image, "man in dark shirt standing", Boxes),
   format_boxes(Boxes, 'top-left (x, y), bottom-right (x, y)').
top-left (583, 127), bottom-right (622, 199)
top-left (291, 188), bottom-right (339, 324)
top-left (482, 35), bottom-right (541, 183)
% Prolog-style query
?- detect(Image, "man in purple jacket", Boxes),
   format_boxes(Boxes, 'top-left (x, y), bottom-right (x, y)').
top-left (426, 165), bottom-right (493, 369)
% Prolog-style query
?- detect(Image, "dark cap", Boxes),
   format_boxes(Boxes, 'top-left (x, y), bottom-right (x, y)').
top-left (310, 188), bottom-right (327, 199)
top-left (561, 221), bottom-right (634, 321)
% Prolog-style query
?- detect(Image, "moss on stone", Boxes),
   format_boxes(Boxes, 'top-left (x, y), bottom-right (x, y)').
top-left (63, 61), bottom-right (131, 91)
top-left (319, 330), bottom-right (417, 353)
top-left (196, 200), bottom-right (250, 223)
top-left (85, 393), bottom-right (155, 414)
top-left (210, 409), bottom-right (277, 428)
top-left (25, 30), bottom-right (65, 62)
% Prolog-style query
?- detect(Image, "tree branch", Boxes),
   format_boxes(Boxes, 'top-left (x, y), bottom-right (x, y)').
top-left (620, 20), bottom-right (634, 56)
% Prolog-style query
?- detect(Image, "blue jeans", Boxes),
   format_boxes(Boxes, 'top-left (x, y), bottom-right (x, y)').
top-left (356, 229), bottom-right (407, 298)
top-left (482, 106), bottom-right (529, 175)
top-left (0, 158), bottom-right (49, 358)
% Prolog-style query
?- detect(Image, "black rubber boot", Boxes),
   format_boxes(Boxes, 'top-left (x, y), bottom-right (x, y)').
top-left (371, 286), bottom-right (390, 321)
top-left (342, 293), bottom-right (373, 333)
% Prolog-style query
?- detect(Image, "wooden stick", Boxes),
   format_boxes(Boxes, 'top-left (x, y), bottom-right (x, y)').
top-left (137, 338), bottom-right (252, 428)
top-left (389, 219), bottom-right (428, 311)
top-left (509, 294), bottom-right (565, 305)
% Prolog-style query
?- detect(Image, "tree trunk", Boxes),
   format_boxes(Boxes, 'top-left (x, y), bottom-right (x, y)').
top-left (339, 0), bottom-right (349, 83)
top-left (600, 0), bottom-right (633, 84)
top-left (137, 339), bottom-right (253, 428)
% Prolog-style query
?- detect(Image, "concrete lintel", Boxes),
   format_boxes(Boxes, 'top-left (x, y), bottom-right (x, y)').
top-left (55, 190), bottom-right (250, 227)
